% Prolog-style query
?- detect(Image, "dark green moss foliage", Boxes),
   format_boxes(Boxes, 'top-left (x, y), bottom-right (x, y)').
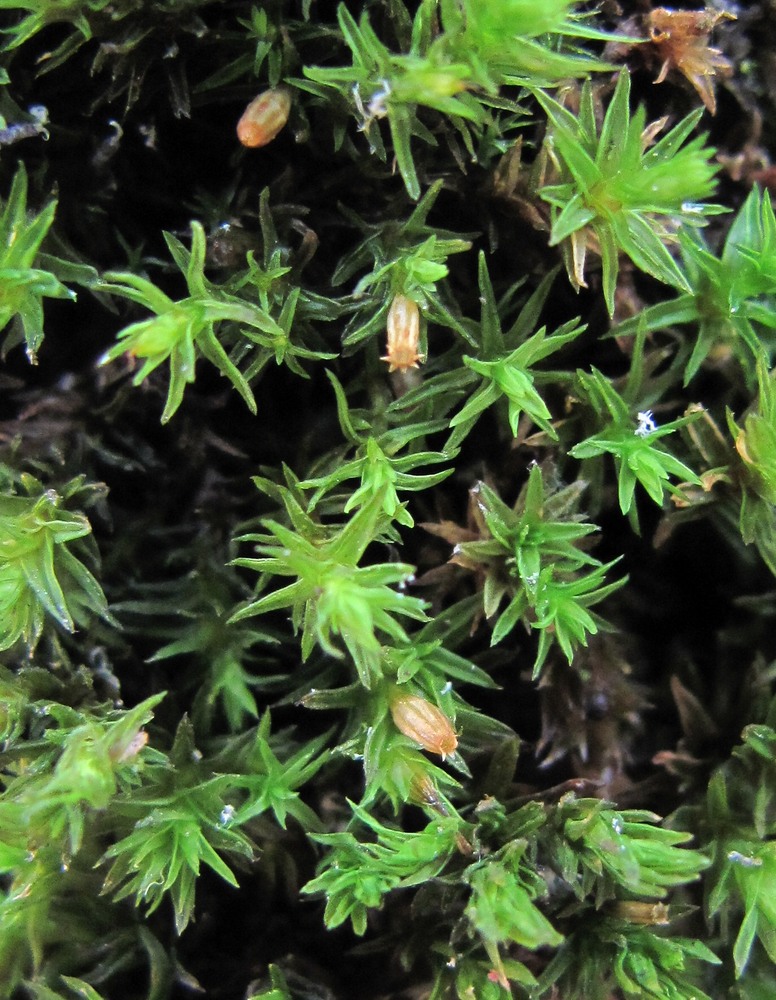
top-left (0, 1), bottom-right (775, 998)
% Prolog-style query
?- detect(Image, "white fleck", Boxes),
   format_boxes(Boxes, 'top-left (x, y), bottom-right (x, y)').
top-left (29, 105), bottom-right (48, 125)
top-left (441, 681), bottom-right (453, 695)
top-left (353, 79), bottom-right (390, 139)
top-left (635, 410), bottom-right (657, 438)
top-left (138, 122), bottom-right (157, 149)
top-left (219, 804), bottom-right (236, 826)
top-left (727, 850), bottom-right (762, 868)
top-left (369, 80), bottom-right (391, 117)
top-left (611, 815), bottom-right (624, 835)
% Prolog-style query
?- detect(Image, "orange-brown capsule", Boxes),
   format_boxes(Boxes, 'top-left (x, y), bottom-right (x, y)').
top-left (381, 294), bottom-right (423, 373)
top-left (237, 87), bottom-right (292, 148)
top-left (390, 692), bottom-right (458, 758)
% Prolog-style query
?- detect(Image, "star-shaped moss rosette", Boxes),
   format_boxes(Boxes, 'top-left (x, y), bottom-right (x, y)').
top-left (536, 71), bottom-right (722, 313)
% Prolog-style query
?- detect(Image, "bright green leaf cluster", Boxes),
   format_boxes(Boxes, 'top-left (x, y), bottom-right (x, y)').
top-left (298, 372), bottom-right (452, 528)
top-left (231, 477), bottom-right (427, 687)
top-left (538, 71), bottom-right (721, 313)
top-left (448, 256), bottom-right (583, 444)
top-left (300, 4), bottom-right (484, 199)
top-left (0, 474), bottom-right (112, 651)
top-left (549, 793), bottom-right (710, 903)
top-left (0, 681), bottom-right (164, 993)
top-left (612, 187), bottom-right (776, 385)
top-left (0, 164), bottom-right (75, 362)
top-left (224, 712), bottom-right (328, 831)
top-left (538, 915), bottom-right (720, 1000)
top-left (301, 629), bottom-right (495, 811)
top-left (568, 324), bottom-right (702, 529)
top-left (301, 0), bottom-right (617, 198)
top-left (99, 222), bottom-right (280, 422)
top-left (302, 803), bottom-right (461, 935)
top-left (388, 255), bottom-right (580, 452)
top-left (464, 840), bottom-right (563, 988)
top-left (443, 463), bottom-right (625, 674)
top-left (101, 718), bottom-right (254, 934)
top-left (0, 684), bottom-right (162, 862)
top-left (98, 195), bottom-right (337, 423)
top-left (454, 0), bottom-right (617, 82)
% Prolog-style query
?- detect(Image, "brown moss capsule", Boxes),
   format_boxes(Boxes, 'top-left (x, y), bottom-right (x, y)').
top-left (381, 294), bottom-right (423, 373)
top-left (237, 87), bottom-right (292, 148)
top-left (390, 692), bottom-right (458, 758)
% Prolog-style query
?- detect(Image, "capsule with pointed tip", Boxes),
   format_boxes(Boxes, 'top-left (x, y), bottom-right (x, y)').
top-left (390, 692), bottom-right (457, 758)
top-left (237, 87), bottom-right (292, 148)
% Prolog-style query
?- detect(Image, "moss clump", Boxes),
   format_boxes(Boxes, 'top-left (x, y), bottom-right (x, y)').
top-left (0, 2), bottom-right (774, 998)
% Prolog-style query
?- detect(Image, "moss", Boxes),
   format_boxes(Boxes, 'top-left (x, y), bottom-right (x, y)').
top-left (0, 2), bottom-right (773, 998)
